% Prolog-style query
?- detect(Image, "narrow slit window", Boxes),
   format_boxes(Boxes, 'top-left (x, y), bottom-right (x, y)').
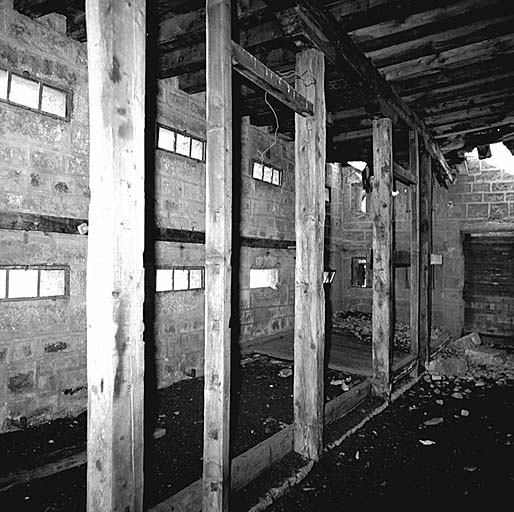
top-left (0, 265), bottom-right (69, 301)
top-left (0, 69), bottom-right (8, 100)
top-left (251, 160), bottom-right (282, 186)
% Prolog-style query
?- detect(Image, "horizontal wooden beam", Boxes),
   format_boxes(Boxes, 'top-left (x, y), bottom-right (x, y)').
top-left (381, 33), bottom-right (514, 83)
top-left (393, 162), bottom-right (416, 186)
top-left (231, 42), bottom-right (313, 117)
top-left (282, 1), bottom-right (454, 182)
top-left (352, 0), bottom-right (507, 53)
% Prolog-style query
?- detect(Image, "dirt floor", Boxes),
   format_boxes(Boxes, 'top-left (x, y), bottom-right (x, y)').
top-left (241, 346), bottom-right (514, 511)
top-left (0, 354), bottom-right (362, 510)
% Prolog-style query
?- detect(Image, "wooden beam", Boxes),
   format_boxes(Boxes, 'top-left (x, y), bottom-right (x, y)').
top-left (381, 33), bottom-right (514, 83)
top-left (393, 161), bottom-right (416, 186)
top-left (368, 12), bottom-right (514, 70)
top-left (294, 48), bottom-right (326, 461)
top-left (203, 0), bottom-right (232, 510)
top-left (281, 1), bottom-right (454, 182)
top-left (371, 118), bottom-right (393, 399)
top-left (418, 149), bottom-right (432, 372)
top-left (353, 0), bottom-right (509, 54)
top-left (409, 131), bottom-right (420, 369)
top-left (85, 0), bottom-right (146, 511)
top-left (231, 42), bottom-right (313, 117)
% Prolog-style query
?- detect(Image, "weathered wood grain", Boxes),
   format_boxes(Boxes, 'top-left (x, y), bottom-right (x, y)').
top-left (203, 0), bottom-right (233, 510)
top-left (371, 118), bottom-right (393, 399)
top-left (418, 149), bottom-right (432, 371)
top-left (294, 48), bottom-right (326, 461)
top-left (85, 0), bottom-right (146, 510)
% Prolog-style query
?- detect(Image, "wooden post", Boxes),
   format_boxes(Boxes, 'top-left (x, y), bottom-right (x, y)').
top-left (85, 0), bottom-right (146, 510)
top-left (294, 49), bottom-right (326, 461)
top-left (419, 149), bottom-right (433, 371)
top-left (203, 0), bottom-right (232, 510)
top-left (371, 118), bottom-right (393, 399)
top-left (409, 131), bottom-right (420, 368)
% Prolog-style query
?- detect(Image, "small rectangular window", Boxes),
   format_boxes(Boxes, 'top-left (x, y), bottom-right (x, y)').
top-left (250, 268), bottom-right (278, 289)
top-left (0, 67), bottom-right (70, 119)
top-left (325, 187), bottom-right (331, 203)
top-left (175, 132), bottom-right (191, 157)
top-left (156, 123), bottom-right (205, 162)
top-left (41, 84), bottom-right (67, 118)
top-left (0, 265), bottom-right (69, 301)
top-left (323, 270), bottom-right (336, 284)
top-left (351, 257), bottom-right (368, 288)
top-left (173, 269), bottom-right (189, 290)
top-left (39, 269), bottom-right (66, 297)
top-left (191, 138), bottom-right (204, 160)
top-left (251, 160), bottom-right (282, 187)
top-left (9, 74), bottom-right (40, 110)
top-left (156, 267), bottom-right (204, 292)
top-left (157, 126), bottom-right (175, 152)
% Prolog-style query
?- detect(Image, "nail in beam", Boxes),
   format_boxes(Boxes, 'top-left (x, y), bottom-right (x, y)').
top-left (85, 0), bottom-right (146, 510)
top-left (294, 48), bottom-right (326, 461)
top-left (409, 130), bottom-right (420, 371)
top-left (419, 149), bottom-right (433, 371)
top-left (371, 118), bottom-right (393, 399)
top-left (203, 0), bottom-right (233, 510)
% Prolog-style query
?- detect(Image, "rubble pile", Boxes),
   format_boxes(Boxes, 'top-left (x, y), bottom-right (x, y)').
top-left (332, 310), bottom-right (449, 353)
top-left (429, 332), bottom-right (514, 383)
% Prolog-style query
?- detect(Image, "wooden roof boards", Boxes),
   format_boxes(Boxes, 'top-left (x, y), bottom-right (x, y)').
top-left (13, 0), bottom-right (514, 179)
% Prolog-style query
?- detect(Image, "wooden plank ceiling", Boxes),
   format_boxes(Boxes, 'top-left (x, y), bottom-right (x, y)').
top-left (14, 0), bottom-right (514, 176)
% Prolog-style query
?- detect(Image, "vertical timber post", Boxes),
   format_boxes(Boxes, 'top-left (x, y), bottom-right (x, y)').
top-left (203, 0), bottom-right (232, 510)
top-left (371, 118), bottom-right (393, 399)
top-left (294, 49), bottom-right (326, 461)
top-left (409, 131), bottom-right (420, 370)
top-left (85, 0), bottom-right (146, 510)
top-left (419, 150), bottom-right (432, 371)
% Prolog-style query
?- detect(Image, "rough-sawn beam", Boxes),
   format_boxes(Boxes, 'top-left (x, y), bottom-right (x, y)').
top-left (231, 42), bottom-right (313, 117)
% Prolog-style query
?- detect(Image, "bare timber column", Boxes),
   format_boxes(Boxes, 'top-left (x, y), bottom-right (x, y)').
top-left (371, 118), bottom-right (393, 399)
top-left (203, 0), bottom-right (232, 510)
top-left (85, 0), bottom-right (146, 510)
top-left (409, 131), bottom-right (420, 365)
top-left (419, 149), bottom-right (433, 371)
top-left (294, 48), bottom-right (326, 461)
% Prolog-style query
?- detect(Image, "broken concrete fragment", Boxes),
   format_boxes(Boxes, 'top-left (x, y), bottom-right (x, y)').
top-left (449, 332), bottom-right (481, 353)
top-left (465, 347), bottom-right (507, 366)
top-left (451, 392), bottom-right (463, 399)
top-left (423, 417), bottom-right (444, 426)
top-left (429, 356), bottom-right (468, 377)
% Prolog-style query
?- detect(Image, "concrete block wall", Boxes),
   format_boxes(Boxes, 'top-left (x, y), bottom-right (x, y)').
top-left (0, 7), bottom-right (90, 218)
top-left (338, 165), bottom-right (416, 323)
top-left (0, 230), bottom-right (87, 430)
top-left (0, 6), bottom-right (89, 431)
top-left (0, 4), bottom-right (341, 430)
top-left (435, 151), bottom-right (514, 337)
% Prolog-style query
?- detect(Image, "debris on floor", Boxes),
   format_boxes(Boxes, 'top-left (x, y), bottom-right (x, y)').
top-left (332, 310), bottom-right (450, 353)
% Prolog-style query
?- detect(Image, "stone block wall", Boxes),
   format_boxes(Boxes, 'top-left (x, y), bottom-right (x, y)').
top-left (338, 165), bottom-right (413, 322)
top-left (0, 5), bottom-right (315, 429)
top-left (435, 150), bottom-right (514, 337)
top-left (0, 6), bottom-right (89, 431)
